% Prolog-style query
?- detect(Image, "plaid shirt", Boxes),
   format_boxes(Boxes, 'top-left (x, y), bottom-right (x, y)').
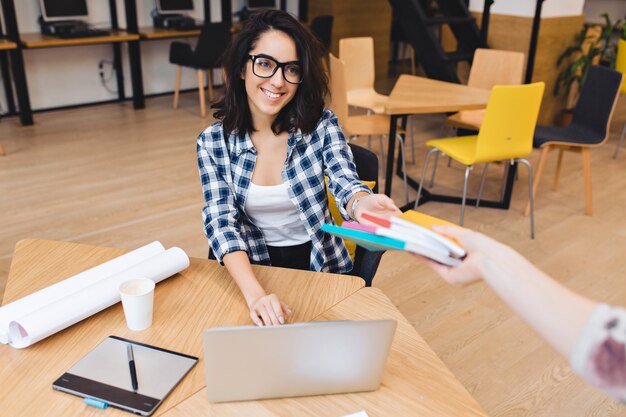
top-left (197, 109), bottom-right (371, 273)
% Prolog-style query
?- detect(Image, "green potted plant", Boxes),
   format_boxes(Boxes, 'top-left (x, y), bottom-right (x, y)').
top-left (553, 14), bottom-right (620, 125)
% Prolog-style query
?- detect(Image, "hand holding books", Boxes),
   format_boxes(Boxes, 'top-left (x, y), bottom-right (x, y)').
top-left (321, 210), bottom-right (466, 266)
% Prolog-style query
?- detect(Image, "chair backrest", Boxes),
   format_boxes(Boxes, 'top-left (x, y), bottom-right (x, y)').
top-left (468, 49), bottom-right (525, 89)
top-left (194, 22), bottom-right (231, 68)
top-left (616, 39), bottom-right (626, 95)
top-left (474, 82), bottom-right (545, 163)
top-left (571, 65), bottom-right (623, 144)
top-left (310, 15), bottom-right (333, 53)
top-left (329, 54), bottom-right (350, 128)
top-left (338, 37), bottom-right (375, 92)
top-left (347, 143), bottom-right (383, 286)
top-left (349, 143), bottom-right (379, 193)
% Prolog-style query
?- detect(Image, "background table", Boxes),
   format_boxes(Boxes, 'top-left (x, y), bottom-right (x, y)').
top-left (138, 27), bottom-right (201, 40)
top-left (1, 239), bottom-right (486, 417)
top-left (381, 74), bottom-right (525, 212)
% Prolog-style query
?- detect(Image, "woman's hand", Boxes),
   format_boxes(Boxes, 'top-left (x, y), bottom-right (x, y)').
top-left (354, 194), bottom-right (401, 223)
top-left (248, 293), bottom-right (293, 326)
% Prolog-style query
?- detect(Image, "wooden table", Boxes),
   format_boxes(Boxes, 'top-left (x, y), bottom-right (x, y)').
top-left (138, 26), bottom-right (201, 40)
top-left (382, 75), bottom-right (523, 211)
top-left (0, 38), bottom-right (17, 50)
top-left (19, 31), bottom-right (140, 49)
top-left (0, 239), bottom-right (487, 417)
top-left (163, 288), bottom-right (487, 417)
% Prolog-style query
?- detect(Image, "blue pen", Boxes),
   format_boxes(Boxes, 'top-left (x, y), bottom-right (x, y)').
top-left (84, 397), bottom-right (108, 409)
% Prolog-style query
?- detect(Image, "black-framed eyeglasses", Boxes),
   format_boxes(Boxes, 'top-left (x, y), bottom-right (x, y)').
top-left (248, 54), bottom-right (303, 84)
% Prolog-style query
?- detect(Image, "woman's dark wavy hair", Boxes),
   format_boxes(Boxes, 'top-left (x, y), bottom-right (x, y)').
top-left (212, 9), bottom-right (328, 136)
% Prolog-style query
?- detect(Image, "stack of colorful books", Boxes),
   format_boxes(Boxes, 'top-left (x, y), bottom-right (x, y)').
top-left (321, 210), bottom-right (466, 266)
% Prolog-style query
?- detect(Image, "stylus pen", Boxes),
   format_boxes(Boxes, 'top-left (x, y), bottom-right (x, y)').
top-left (127, 344), bottom-right (138, 392)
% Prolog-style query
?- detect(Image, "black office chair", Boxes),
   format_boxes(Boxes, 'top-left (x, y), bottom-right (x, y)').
top-left (348, 143), bottom-right (385, 287)
top-left (169, 22), bottom-right (230, 117)
top-left (527, 65), bottom-right (623, 216)
top-left (310, 15), bottom-right (333, 53)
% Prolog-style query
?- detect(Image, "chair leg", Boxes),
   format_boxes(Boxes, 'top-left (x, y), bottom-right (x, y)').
top-left (197, 70), bottom-right (206, 117)
top-left (581, 147), bottom-right (593, 216)
top-left (517, 158), bottom-right (535, 239)
top-left (552, 149), bottom-right (564, 191)
top-left (475, 163), bottom-right (489, 207)
top-left (207, 69), bottom-right (214, 102)
top-left (525, 145), bottom-right (550, 216)
top-left (173, 66), bottom-right (182, 109)
top-left (378, 135), bottom-right (386, 173)
top-left (428, 151), bottom-right (440, 188)
top-left (415, 148), bottom-right (439, 209)
top-left (613, 122), bottom-right (626, 159)
top-left (500, 162), bottom-right (510, 201)
top-left (460, 165), bottom-right (472, 226)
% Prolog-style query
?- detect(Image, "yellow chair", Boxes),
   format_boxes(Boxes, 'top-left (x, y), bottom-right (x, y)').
top-left (428, 49), bottom-right (526, 187)
top-left (329, 53), bottom-right (409, 204)
top-left (415, 83), bottom-right (545, 238)
top-left (612, 38), bottom-right (626, 159)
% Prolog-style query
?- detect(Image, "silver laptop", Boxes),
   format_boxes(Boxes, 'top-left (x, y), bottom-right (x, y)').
top-left (202, 319), bottom-right (397, 402)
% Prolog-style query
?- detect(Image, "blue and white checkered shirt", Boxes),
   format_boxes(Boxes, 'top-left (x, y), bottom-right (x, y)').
top-left (197, 109), bottom-right (371, 273)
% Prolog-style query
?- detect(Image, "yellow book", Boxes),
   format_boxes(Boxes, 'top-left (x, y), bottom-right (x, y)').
top-left (393, 210), bottom-right (465, 257)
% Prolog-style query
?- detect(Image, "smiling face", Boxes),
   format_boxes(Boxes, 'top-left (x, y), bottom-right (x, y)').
top-left (243, 30), bottom-right (300, 127)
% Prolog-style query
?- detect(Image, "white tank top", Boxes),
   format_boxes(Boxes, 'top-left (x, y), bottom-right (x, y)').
top-left (245, 182), bottom-right (310, 246)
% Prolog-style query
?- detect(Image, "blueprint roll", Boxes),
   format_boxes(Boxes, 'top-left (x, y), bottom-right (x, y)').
top-left (0, 241), bottom-right (165, 345)
top-left (7, 247), bottom-right (190, 349)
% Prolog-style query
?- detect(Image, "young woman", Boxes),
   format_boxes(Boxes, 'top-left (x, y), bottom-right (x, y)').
top-left (197, 9), bottom-right (399, 326)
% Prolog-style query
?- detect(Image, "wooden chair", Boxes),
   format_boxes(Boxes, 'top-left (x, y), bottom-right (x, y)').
top-left (416, 83), bottom-right (545, 238)
top-left (444, 48), bottom-right (525, 131)
top-left (338, 37), bottom-right (415, 165)
top-left (169, 22), bottom-right (230, 117)
top-left (525, 66), bottom-right (623, 216)
top-left (329, 54), bottom-right (409, 204)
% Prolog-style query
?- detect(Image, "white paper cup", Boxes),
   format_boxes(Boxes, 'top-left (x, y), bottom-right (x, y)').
top-left (119, 278), bottom-right (155, 331)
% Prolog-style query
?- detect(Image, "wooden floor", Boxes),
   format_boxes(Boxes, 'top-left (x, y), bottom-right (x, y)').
top-left (2, 90), bottom-right (626, 416)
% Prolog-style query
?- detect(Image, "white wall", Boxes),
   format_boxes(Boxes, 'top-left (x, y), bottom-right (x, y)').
top-left (1, 0), bottom-right (299, 113)
top-left (469, 0), bottom-right (585, 18)
top-left (582, 0), bottom-right (625, 24)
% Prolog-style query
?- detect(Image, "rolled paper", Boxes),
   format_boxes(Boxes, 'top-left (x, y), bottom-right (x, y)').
top-left (8, 247), bottom-right (190, 349)
top-left (0, 241), bottom-right (165, 345)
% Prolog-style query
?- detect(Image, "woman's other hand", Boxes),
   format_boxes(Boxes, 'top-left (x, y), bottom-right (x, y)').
top-left (248, 293), bottom-right (293, 326)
